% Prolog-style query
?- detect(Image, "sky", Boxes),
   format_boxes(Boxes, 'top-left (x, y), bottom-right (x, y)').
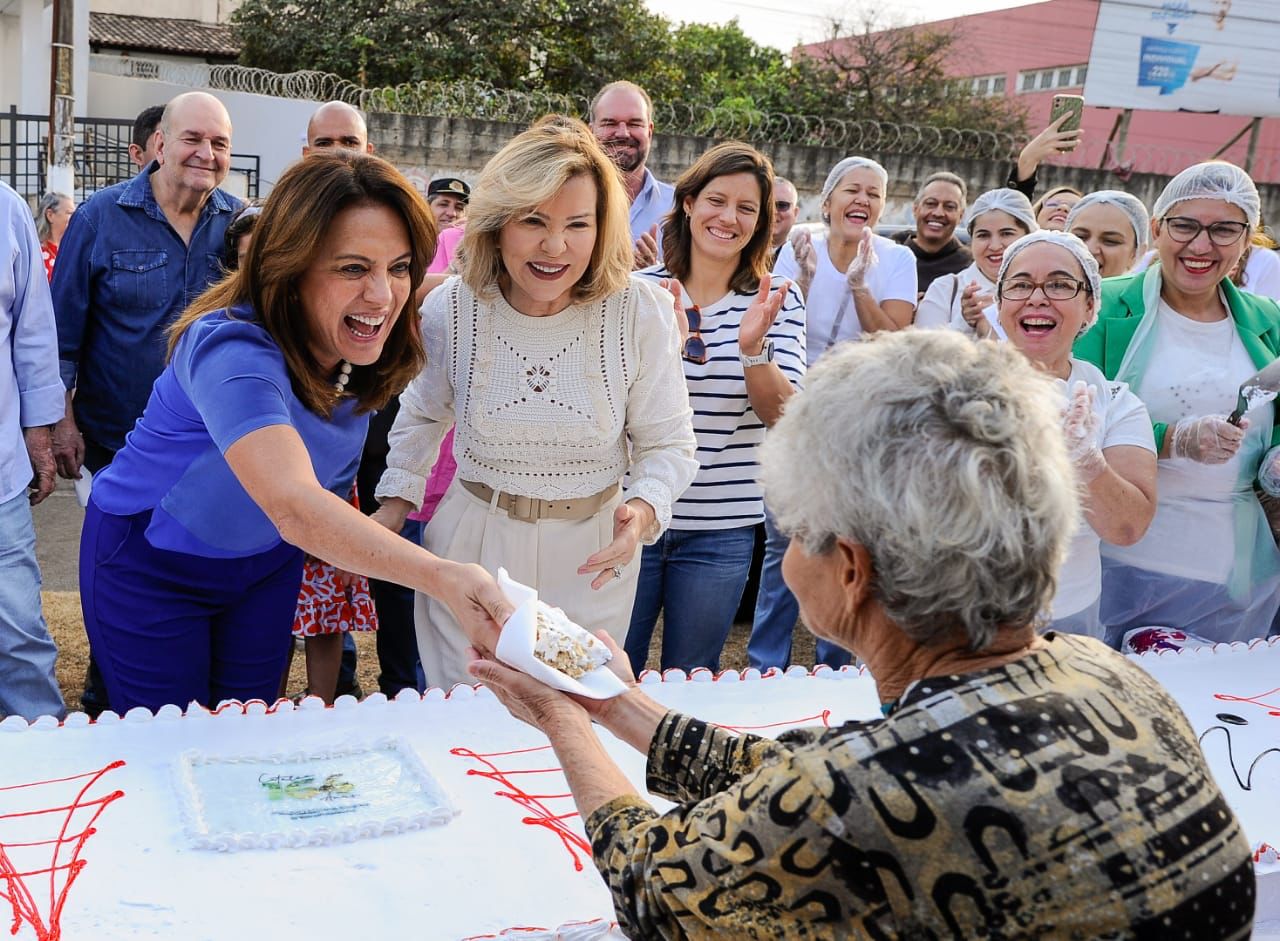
top-left (642, 0), bottom-right (1045, 50)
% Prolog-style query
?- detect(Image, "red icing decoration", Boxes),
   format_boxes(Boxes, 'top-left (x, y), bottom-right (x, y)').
top-left (0, 761), bottom-right (125, 941)
top-left (450, 710), bottom-right (835, 875)
top-left (1214, 686), bottom-right (1280, 717)
top-left (450, 745), bottom-right (593, 872)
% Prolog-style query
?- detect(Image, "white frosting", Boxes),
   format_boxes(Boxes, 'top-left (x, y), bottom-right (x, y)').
top-left (1128, 636), bottom-right (1280, 868)
top-left (0, 670), bottom-right (877, 941)
top-left (5, 644), bottom-right (1280, 939)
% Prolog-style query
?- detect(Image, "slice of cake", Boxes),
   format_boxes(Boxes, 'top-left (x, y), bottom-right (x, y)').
top-left (532, 604), bottom-right (611, 679)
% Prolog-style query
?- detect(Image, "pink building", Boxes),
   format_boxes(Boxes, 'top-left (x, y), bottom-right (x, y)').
top-left (803, 0), bottom-right (1280, 183)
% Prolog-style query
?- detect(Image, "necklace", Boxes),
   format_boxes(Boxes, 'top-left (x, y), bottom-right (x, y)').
top-left (334, 361), bottom-right (352, 392)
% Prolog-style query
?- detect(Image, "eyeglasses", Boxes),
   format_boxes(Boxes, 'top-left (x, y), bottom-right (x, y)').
top-left (682, 306), bottom-right (706, 365)
top-left (998, 277), bottom-right (1090, 301)
top-left (774, 201), bottom-right (793, 213)
top-left (1161, 216), bottom-right (1249, 246)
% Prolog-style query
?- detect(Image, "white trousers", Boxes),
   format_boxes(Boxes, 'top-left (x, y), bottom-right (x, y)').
top-left (416, 480), bottom-right (639, 689)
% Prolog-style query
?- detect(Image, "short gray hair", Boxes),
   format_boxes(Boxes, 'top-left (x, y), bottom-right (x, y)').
top-left (760, 330), bottom-right (1077, 650)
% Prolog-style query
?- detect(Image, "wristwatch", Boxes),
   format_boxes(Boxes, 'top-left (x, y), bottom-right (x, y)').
top-left (740, 339), bottom-right (774, 368)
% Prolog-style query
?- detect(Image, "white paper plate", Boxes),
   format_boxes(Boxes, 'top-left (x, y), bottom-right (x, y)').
top-left (493, 568), bottom-right (627, 700)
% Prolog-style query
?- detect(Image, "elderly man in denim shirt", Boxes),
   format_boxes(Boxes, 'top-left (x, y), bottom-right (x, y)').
top-left (49, 91), bottom-right (240, 715)
top-left (50, 91), bottom-right (240, 478)
top-left (0, 181), bottom-right (67, 721)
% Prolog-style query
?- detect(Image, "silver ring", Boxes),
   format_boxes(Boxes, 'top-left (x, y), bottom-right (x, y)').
top-left (610, 565), bottom-right (624, 580)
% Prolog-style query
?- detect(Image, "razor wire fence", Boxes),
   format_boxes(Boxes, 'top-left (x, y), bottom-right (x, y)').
top-left (86, 55), bottom-right (1280, 180)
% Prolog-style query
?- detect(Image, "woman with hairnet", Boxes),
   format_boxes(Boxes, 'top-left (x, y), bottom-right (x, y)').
top-left (1066, 190), bottom-right (1150, 279)
top-left (774, 156), bottom-right (917, 359)
top-left (750, 156), bottom-right (917, 670)
top-left (1075, 161), bottom-right (1280, 645)
top-left (997, 231), bottom-right (1157, 636)
top-left (915, 189), bottom-right (1037, 338)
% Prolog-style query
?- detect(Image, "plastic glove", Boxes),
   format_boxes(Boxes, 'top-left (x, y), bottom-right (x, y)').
top-left (845, 228), bottom-right (877, 291)
top-left (1259, 444), bottom-right (1280, 497)
top-left (959, 281), bottom-right (996, 337)
top-left (1169, 414), bottom-right (1247, 464)
top-left (1063, 381), bottom-right (1106, 483)
top-left (790, 228), bottom-right (816, 294)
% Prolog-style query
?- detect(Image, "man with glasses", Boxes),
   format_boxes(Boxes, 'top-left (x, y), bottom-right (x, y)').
top-left (770, 177), bottom-right (800, 264)
top-left (891, 171), bottom-right (972, 297)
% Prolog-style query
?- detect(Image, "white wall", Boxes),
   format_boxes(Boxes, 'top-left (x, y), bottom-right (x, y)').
top-left (90, 0), bottom-right (242, 24)
top-left (0, 0), bottom-right (89, 116)
top-left (0, 13), bottom-right (22, 112)
top-left (88, 70), bottom-right (322, 193)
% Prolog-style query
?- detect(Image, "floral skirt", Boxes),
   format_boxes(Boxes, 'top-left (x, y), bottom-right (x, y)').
top-left (291, 558), bottom-right (379, 638)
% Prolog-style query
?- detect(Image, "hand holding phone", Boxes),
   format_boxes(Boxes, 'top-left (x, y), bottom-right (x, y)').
top-left (1050, 95), bottom-right (1085, 147)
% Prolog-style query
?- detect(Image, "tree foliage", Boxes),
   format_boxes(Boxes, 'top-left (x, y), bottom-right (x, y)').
top-left (230, 0), bottom-right (1025, 136)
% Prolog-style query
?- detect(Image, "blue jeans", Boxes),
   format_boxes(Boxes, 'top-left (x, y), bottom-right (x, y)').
top-left (748, 510), bottom-right (851, 670)
top-left (625, 526), bottom-right (756, 674)
top-left (0, 491), bottom-right (65, 720)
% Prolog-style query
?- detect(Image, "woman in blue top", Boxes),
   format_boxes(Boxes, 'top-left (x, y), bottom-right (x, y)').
top-left (81, 154), bottom-right (513, 713)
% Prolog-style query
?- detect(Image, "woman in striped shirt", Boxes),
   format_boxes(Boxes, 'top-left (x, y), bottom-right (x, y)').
top-left (625, 142), bottom-right (806, 674)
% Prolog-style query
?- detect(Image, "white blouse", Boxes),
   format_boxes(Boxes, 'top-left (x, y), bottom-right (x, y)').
top-left (914, 263), bottom-right (1004, 339)
top-left (376, 276), bottom-right (698, 539)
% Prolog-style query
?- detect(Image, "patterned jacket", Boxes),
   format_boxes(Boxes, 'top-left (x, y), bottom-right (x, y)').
top-left (587, 633), bottom-right (1254, 940)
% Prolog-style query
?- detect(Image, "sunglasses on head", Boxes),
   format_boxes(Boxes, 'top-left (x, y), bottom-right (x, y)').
top-left (682, 306), bottom-right (706, 365)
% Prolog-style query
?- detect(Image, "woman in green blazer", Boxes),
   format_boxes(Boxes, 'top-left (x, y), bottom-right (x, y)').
top-left (1074, 161), bottom-right (1280, 646)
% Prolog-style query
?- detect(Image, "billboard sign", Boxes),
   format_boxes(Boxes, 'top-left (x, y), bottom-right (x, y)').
top-left (1084, 0), bottom-right (1280, 117)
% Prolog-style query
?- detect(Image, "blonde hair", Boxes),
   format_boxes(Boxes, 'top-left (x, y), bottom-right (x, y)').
top-left (456, 116), bottom-right (632, 305)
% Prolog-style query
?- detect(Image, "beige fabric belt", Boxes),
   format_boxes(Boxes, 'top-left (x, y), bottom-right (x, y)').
top-left (460, 479), bottom-right (619, 523)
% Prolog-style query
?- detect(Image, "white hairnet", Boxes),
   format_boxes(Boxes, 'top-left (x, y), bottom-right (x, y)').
top-left (1066, 190), bottom-right (1151, 250)
top-left (963, 189), bottom-right (1039, 236)
top-left (996, 230), bottom-right (1102, 329)
top-left (1152, 161), bottom-right (1259, 228)
top-left (820, 157), bottom-right (889, 201)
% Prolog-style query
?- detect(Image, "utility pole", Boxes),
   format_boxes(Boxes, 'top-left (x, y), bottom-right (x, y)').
top-left (47, 0), bottom-right (75, 196)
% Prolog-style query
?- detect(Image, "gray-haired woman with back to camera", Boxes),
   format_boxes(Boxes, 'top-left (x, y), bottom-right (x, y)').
top-left (471, 329), bottom-right (1255, 940)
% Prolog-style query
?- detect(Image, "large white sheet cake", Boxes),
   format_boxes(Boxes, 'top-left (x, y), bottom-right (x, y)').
top-left (0, 667), bottom-right (879, 941)
top-left (3, 641), bottom-right (1280, 940)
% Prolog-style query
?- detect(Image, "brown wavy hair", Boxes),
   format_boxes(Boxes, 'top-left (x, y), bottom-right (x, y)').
top-left (456, 116), bottom-right (632, 305)
top-left (661, 142), bottom-right (775, 295)
top-left (169, 153), bottom-right (434, 417)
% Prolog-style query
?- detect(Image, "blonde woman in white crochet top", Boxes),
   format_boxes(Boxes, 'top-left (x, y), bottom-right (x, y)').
top-left (373, 118), bottom-right (697, 688)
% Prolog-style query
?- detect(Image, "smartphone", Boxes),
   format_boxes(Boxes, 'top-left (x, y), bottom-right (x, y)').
top-left (1050, 94), bottom-right (1085, 135)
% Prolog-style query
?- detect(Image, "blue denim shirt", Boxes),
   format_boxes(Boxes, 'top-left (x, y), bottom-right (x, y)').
top-left (51, 164), bottom-right (241, 452)
top-left (0, 182), bottom-right (64, 503)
